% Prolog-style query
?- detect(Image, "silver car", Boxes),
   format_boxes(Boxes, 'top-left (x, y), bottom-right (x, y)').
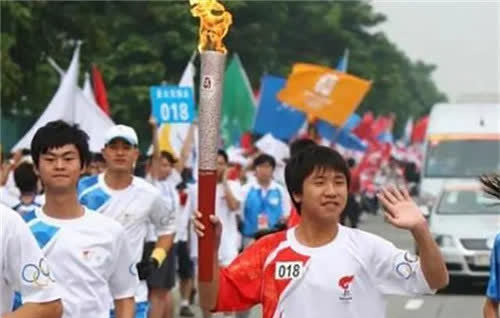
top-left (428, 183), bottom-right (499, 280)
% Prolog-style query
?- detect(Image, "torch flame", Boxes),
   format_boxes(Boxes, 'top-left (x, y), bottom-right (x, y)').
top-left (190, 0), bottom-right (232, 54)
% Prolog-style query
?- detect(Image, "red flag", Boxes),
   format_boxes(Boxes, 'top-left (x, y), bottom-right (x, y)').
top-left (371, 115), bottom-right (394, 138)
top-left (411, 116), bottom-right (429, 143)
top-left (92, 64), bottom-right (110, 115)
top-left (352, 112), bottom-right (374, 140)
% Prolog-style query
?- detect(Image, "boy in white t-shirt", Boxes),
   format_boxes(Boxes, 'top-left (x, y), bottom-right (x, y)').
top-left (1, 204), bottom-right (62, 318)
top-left (77, 124), bottom-right (176, 318)
top-left (23, 120), bottom-right (138, 318)
top-left (194, 145), bottom-right (449, 318)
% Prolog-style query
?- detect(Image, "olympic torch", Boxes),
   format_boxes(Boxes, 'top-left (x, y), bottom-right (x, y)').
top-left (190, 0), bottom-right (232, 281)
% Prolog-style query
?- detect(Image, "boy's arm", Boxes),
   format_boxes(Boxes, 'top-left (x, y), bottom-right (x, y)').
top-left (378, 187), bottom-right (449, 290)
top-left (193, 212), bottom-right (264, 312)
top-left (483, 298), bottom-right (499, 318)
top-left (149, 116), bottom-right (161, 179)
top-left (3, 300), bottom-right (63, 318)
top-left (113, 298), bottom-right (135, 318)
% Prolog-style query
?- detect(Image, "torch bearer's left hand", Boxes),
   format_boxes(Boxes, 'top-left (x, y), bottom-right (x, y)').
top-left (193, 211), bottom-right (222, 250)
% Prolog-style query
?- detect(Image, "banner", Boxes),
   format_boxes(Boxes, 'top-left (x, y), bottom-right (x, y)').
top-left (277, 63), bottom-right (371, 127)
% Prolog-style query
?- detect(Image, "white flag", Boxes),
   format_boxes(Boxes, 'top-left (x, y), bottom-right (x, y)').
top-left (13, 44), bottom-right (80, 150)
top-left (82, 72), bottom-right (96, 103)
top-left (403, 116), bottom-right (414, 145)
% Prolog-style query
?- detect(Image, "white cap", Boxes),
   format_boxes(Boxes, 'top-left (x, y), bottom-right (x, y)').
top-left (104, 125), bottom-right (138, 146)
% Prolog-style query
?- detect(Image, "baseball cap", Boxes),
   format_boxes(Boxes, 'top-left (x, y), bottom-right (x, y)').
top-left (104, 125), bottom-right (139, 146)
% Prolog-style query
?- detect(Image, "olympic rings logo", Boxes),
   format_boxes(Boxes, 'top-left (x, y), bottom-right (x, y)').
top-left (21, 258), bottom-right (56, 286)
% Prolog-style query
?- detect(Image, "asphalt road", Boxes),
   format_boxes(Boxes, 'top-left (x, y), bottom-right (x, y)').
top-left (174, 213), bottom-right (487, 318)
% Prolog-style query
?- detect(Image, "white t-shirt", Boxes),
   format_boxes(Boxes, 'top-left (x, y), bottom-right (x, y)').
top-left (165, 169), bottom-right (182, 188)
top-left (188, 180), bottom-right (243, 265)
top-left (214, 225), bottom-right (435, 318)
top-left (1, 205), bottom-right (61, 315)
top-left (18, 207), bottom-right (138, 318)
top-left (177, 183), bottom-right (196, 243)
top-left (149, 177), bottom-right (181, 242)
top-left (0, 186), bottom-right (19, 208)
top-left (77, 174), bottom-right (176, 302)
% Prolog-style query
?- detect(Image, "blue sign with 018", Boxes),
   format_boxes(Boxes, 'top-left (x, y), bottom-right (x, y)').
top-left (150, 86), bottom-right (195, 124)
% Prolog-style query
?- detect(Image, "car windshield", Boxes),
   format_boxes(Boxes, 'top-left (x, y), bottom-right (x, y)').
top-left (437, 189), bottom-right (500, 214)
top-left (425, 139), bottom-right (500, 178)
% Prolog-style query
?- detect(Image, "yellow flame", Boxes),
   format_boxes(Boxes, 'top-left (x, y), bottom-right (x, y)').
top-left (190, 0), bottom-right (232, 54)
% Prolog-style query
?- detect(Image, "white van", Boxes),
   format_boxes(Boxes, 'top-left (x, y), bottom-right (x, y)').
top-left (419, 103), bottom-right (500, 207)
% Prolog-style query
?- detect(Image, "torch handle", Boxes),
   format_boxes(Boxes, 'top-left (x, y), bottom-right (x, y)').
top-left (197, 170), bottom-right (217, 281)
top-left (197, 50), bottom-right (226, 283)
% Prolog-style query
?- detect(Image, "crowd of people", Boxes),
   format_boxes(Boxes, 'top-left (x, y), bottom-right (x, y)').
top-left (1, 118), bottom-right (498, 318)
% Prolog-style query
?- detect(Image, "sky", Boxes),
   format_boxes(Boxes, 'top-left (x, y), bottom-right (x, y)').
top-left (371, 0), bottom-right (499, 102)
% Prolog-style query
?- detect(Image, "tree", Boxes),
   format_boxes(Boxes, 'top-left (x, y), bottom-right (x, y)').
top-left (1, 1), bottom-right (446, 149)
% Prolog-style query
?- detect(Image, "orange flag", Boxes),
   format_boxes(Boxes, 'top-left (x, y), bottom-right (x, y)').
top-left (277, 63), bottom-right (372, 127)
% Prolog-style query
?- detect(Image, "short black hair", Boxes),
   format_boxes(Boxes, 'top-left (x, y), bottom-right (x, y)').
top-left (253, 153), bottom-right (276, 170)
top-left (14, 162), bottom-right (38, 194)
top-left (160, 151), bottom-right (177, 165)
top-left (31, 120), bottom-right (91, 169)
top-left (90, 152), bottom-right (105, 163)
top-left (290, 138), bottom-right (316, 157)
top-left (346, 157), bottom-right (356, 168)
top-left (217, 149), bottom-right (228, 163)
top-left (285, 145), bottom-right (350, 214)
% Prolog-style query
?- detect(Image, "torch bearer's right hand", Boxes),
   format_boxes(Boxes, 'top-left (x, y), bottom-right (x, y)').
top-left (193, 210), bottom-right (222, 249)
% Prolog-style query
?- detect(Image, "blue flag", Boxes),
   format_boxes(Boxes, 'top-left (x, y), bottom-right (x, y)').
top-left (336, 49), bottom-right (349, 72)
top-left (253, 75), bottom-right (306, 141)
top-left (316, 117), bottom-right (366, 152)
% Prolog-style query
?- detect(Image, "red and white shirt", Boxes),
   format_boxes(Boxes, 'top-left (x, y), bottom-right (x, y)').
top-left (214, 225), bottom-right (435, 318)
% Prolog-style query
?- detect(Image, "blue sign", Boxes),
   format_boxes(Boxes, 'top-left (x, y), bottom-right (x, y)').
top-left (150, 86), bottom-right (195, 124)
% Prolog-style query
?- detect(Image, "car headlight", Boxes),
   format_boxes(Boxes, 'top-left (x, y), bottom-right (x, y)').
top-left (434, 234), bottom-right (455, 248)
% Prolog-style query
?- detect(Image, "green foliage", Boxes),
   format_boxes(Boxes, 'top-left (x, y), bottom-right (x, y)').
top-left (1, 1), bottom-right (446, 144)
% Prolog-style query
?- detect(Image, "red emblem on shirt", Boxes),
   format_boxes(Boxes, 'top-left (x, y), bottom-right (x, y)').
top-left (338, 275), bottom-right (354, 290)
top-left (338, 275), bottom-right (354, 301)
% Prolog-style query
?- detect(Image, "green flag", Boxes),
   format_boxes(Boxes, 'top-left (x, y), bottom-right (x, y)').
top-left (221, 54), bottom-right (256, 147)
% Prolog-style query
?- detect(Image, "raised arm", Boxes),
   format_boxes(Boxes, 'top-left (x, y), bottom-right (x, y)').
top-left (175, 122), bottom-right (196, 173)
top-left (149, 116), bottom-right (161, 179)
top-left (378, 187), bottom-right (449, 290)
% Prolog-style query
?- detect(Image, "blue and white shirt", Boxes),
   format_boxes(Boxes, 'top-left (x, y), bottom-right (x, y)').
top-left (487, 233), bottom-right (500, 301)
top-left (1, 205), bottom-right (61, 315)
top-left (77, 173), bottom-right (176, 302)
top-left (17, 207), bottom-right (137, 318)
top-left (240, 179), bottom-right (291, 237)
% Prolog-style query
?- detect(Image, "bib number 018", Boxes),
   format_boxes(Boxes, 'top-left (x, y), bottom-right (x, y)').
top-left (275, 262), bottom-right (304, 280)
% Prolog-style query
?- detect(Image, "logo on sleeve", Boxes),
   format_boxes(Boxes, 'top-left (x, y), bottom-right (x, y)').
top-left (338, 275), bottom-right (354, 302)
top-left (396, 262), bottom-right (413, 279)
top-left (275, 262), bottom-right (304, 280)
top-left (22, 258), bottom-right (56, 287)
